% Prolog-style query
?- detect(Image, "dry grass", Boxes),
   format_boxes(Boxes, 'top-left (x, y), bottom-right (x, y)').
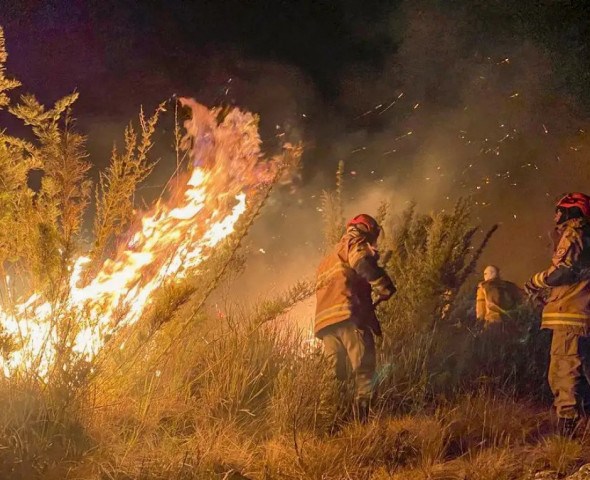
top-left (0, 380), bottom-right (89, 480)
top-left (0, 25), bottom-right (586, 480)
top-left (441, 393), bottom-right (541, 454)
top-left (532, 435), bottom-right (584, 476)
top-left (72, 292), bottom-right (559, 480)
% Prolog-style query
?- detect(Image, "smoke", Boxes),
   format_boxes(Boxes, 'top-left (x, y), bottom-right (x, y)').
top-left (358, 3), bottom-right (590, 283)
top-left (6, 1), bottom-right (590, 301)
top-left (237, 1), bottom-right (590, 301)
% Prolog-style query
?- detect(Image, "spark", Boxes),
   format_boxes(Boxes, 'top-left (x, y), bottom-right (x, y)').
top-left (356, 103), bottom-right (384, 119)
top-left (392, 131), bottom-right (413, 142)
top-left (378, 92), bottom-right (404, 115)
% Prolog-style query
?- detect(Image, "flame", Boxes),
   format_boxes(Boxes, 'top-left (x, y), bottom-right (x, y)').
top-left (0, 100), bottom-right (288, 379)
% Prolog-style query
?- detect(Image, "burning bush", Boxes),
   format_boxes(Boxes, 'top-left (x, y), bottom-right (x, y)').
top-left (0, 26), bottom-right (586, 480)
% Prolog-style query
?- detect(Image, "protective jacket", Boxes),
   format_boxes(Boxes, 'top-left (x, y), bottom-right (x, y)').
top-left (314, 228), bottom-right (395, 337)
top-left (529, 218), bottom-right (590, 332)
top-left (476, 279), bottom-right (523, 323)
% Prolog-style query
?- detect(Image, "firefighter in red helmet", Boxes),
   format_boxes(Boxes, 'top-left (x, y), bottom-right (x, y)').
top-left (525, 193), bottom-right (590, 436)
top-left (314, 214), bottom-right (396, 422)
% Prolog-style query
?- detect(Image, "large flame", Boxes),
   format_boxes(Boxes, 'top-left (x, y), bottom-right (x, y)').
top-left (0, 99), bottom-right (289, 379)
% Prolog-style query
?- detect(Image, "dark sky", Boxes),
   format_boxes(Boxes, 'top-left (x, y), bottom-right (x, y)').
top-left (4, 1), bottom-right (590, 176)
top-left (4, 1), bottom-right (589, 116)
top-left (2, 0), bottom-right (395, 114)
top-left (4, 0), bottom-right (590, 285)
top-left (3, 1), bottom-right (590, 145)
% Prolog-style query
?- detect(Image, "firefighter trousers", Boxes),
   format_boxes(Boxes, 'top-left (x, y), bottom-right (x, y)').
top-left (321, 319), bottom-right (376, 401)
top-left (548, 330), bottom-right (590, 419)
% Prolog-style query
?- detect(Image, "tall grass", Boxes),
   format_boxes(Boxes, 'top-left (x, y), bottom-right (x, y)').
top-left (0, 26), bottom-right (585, 479)
top-left (76, 181), bottom-right (559, 478)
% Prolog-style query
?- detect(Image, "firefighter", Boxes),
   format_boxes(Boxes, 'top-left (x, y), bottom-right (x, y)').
top-left (314, 214), bottom-right (396, 422)
top-left (525, 192), bottom-right (590, 436)
top-left (476, 265), bottom-right (523, 327)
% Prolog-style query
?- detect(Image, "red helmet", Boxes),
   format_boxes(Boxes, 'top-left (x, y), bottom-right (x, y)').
top-left (556, 192), bottom-right (590, 218)
top-left (346, 214), bottom-right (381, 241)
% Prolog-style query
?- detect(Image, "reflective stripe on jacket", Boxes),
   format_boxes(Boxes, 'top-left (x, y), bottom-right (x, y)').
top-left (530, 218), bottom-right (590, 331)
top-left (314, 229), bottom-right (394, 337)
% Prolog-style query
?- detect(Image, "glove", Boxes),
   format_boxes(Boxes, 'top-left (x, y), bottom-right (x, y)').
top-left (524, 277), bottom-right (549, 308)
top-left (523, 279), bottom-right (540, 297)
top-left (371, 275), bottom-right (396, 302)
top-left (525, 270), bottom-right (549, 295)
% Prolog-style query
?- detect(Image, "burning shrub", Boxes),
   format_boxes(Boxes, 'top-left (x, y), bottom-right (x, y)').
top-left (0, 25), bottom-right (577, 480)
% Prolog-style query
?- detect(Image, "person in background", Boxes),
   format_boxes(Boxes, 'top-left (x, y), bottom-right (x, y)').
top-left (476, 265), bottom-right (523, 327)
top-left (314, 214), bottom-right (396, 422)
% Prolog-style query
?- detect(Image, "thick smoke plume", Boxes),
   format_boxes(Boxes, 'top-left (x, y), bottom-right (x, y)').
top-left (7, 2), bottom-right (588, 301)
top-left (239, 2), bottom-right (590, 302)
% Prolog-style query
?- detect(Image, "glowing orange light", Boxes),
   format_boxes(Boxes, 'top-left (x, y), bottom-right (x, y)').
top-left (0, 100), bottom-right (286, 379)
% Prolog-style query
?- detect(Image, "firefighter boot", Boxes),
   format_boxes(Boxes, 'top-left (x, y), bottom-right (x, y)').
top-left (557, 417), bottom-right (579, 437)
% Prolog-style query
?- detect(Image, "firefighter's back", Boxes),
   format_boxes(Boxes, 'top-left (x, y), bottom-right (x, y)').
top-left (480, 279), bottom-right (521, 322)
top-left (314, 241), bottom-right (353, 336)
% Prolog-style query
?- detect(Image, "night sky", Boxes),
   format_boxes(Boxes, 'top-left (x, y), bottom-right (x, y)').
top-left (3, 1), bottom-right (394, 109)
top-left (4, 1), bottom-right (590, 286)
top-left (5, 2), bottom-right (590, 121)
